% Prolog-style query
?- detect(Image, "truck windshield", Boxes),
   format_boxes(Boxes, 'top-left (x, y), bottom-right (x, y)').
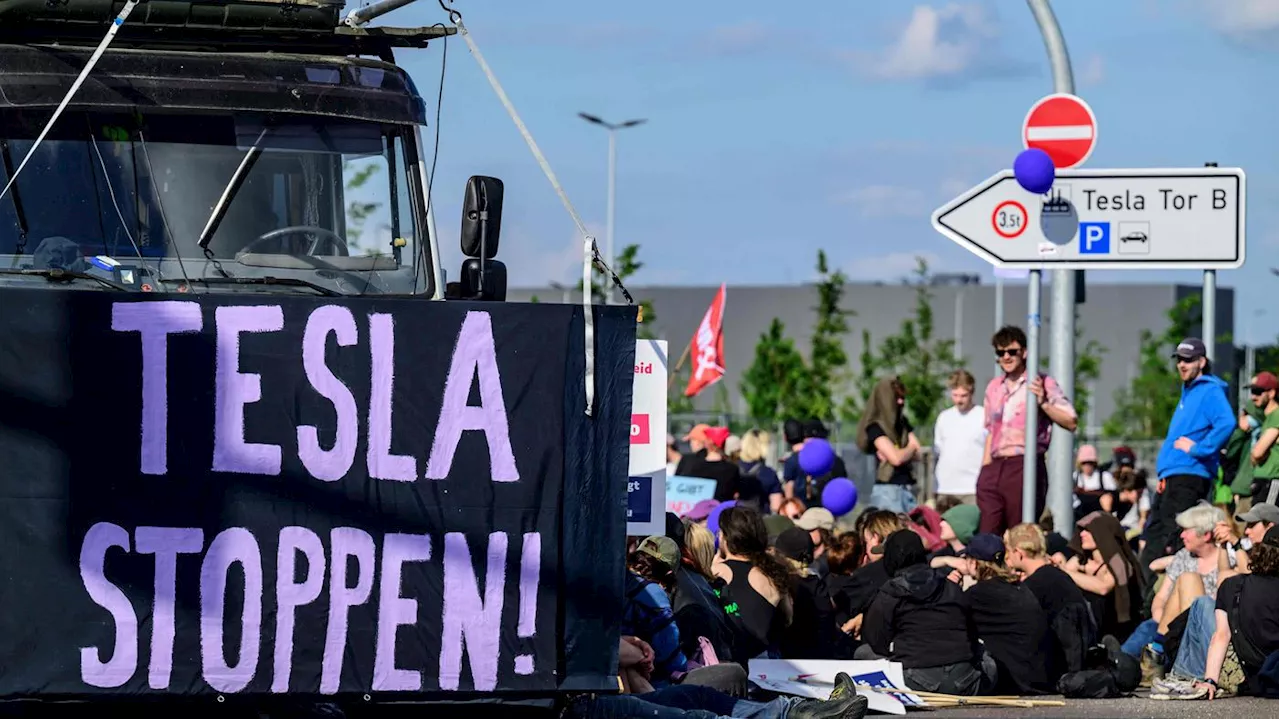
top-left (0, 109), bottom-right (431, 296)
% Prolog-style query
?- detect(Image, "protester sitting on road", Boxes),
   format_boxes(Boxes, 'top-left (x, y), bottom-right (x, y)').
top-left (933, 503), bottom-right (980, 558)
top-left (773, 527), bottom-right (840, 660)
top-left (711, 506), bottom-right (794, 659)
top-left (858, 530), bottom-right (995, 696)
top-left (907, 505), bottom-right (947, 553)
top-left (823, 532), bottom-right (865, 645)
top-left (1005, 523), bottom-right (1096, 683)
top-left (1064, 511), bottom-right (1145, 642)
top-left (1214, 502), bottom-right (1278, 579)
top-left (795, 507), bottom-right (836, 576)
top-left (625, 538), bottom-right (689, 686)
top-left (779, 497), bottom-right (806, 522)
top-left (831, 510), bottom-right (906, 635)
top-left (1151, 527), bottom-right (1279, 701)
top-left (855, 376), bottom-right (921, 514)
top-left (952, 533), bottom-right (1053, 695)
top-left (660, 516), bottom-right (737, 667)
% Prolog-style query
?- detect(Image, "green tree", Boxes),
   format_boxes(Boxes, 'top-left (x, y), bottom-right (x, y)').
top-left (582, 243), bottom-right (657, 339)
top-left (739, 318), bottom-right (808, 423)
top-left (343, 161), bottom-right (383, 253)
top-left (1104, 296), bottom-right (1202, 438)
top-left (1074, 312), bottom-right (1107, 431)
top-left (856, 257), bottom-right (960, 442)
top-left (804, 250), bottom-right (855, 421)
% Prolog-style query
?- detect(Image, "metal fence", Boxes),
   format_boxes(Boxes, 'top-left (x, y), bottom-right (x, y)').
top-left (669, 412), bottom-right (1166, 507)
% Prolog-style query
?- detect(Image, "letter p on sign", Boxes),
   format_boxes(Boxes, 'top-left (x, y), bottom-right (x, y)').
top-left (1079, 222), bottom-right (1110, 255)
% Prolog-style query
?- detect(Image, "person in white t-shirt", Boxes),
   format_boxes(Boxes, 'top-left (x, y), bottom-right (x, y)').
top-left (932, 369), bottom-right (987, 506)
top-left (1072, 444), bottom-right (1117, 519)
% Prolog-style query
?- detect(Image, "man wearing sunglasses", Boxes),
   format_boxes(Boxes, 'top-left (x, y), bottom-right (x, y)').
top-left (1247, 372), bottom-right (1278, 507)
top-left (1143, 338), bottom-right (1237, 583)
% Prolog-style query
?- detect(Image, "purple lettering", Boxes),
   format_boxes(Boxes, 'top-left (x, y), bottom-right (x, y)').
top-left (321, 527), bottom-right (375, 694)
top-left (272, 527), bottom-right (326, 693)
top-left (425, 312), bottom-right (518, 482)
top-left (136, 527), bottom-right (204, 689)
top-left (200, 528), bottom-right (263, 693)
top-left (374, 534), bottom-right (432, 691)
top-left (367, 313), bottom-right (416, 482)
top-left (79, 522), bottom-right (138, 688)
top-left (213, 306), bottom-right (285, 476)
top-left (439, 532), bottom-right (507, 691)
top-left (111, 301), bottom-right (203, 475)
top-left (298, 306), bottom-right (359, 482)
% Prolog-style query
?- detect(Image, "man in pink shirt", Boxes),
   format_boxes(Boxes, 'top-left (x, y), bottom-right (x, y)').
top-left (979, 325), bottom-right (1078, 534)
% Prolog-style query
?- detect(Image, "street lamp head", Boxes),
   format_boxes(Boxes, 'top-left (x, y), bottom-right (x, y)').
top-left (578, 112), bottom-right (606, 126)
top-left (619, 118), bottom-right (647, 129)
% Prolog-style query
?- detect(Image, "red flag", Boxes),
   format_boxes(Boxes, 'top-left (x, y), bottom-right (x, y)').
top-left (685, 284), bottom-right (726, 398)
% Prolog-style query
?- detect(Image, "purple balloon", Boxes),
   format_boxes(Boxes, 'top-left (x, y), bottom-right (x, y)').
top-left (822, 477), bottom-right (858, 517)
top-left (1014, 148), bottom-right (1056, 194)
top-left (707, 500), bottom-right (737, 539)
top-left (799, 438), bottom-right (836, 476)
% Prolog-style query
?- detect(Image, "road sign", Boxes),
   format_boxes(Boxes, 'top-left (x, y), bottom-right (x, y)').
top-left (1023, 93), bottom-right (1097, 169)
top-left (931, 167), bottom-right (1246, 270)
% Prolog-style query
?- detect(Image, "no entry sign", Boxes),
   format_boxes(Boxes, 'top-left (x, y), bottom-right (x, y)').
top-left (1023, 93), bottom-right (1097, 169)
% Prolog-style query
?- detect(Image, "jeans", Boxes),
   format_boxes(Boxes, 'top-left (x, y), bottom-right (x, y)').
top-left (870, 484), bottom-right (917, 514)
top-left (574, 685), bottom-right (801, 719)
top-left (1121, 618), bottom-right (1159, 658)
top-left (1171, 596), bottom-right (1217, 680)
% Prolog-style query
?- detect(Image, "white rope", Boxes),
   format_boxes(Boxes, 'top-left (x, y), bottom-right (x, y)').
top-left (0, 0), bottom-right (140, 203)
top-left (456, 20), bottom-right (599, 417)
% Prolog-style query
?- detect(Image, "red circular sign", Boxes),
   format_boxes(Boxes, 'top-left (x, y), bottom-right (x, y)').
top-left (1023, 93), bottom-right (1097, 169)
top-left (991, 200), bottom-right (1027, 239)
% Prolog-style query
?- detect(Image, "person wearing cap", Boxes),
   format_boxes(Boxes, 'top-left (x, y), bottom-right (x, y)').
top-left (1146, 337), bottom-right (1236, 584)
top-left (675, 427), bottom-right (745, 503)
top-left (624, 537), bottom-right (689, 686)
top-left (1072, 444), bottom-right (1117, 520)
top-left (795, 507), bottom-right (835, 572)
top-left (978, 325), bottom-right (1078, 536)
top-left (1247, 371), bottom-right (1279, 506)
top-left (1152, 526), bottom-right (1279, 701)
top-left (858, 530), bottom-right (994, 696)
top-left (1213, 502), bottom-right (1278, 578)
top-left (953, 533), bottom-right (1053, 694)
top-left (785, 419), bottom-right (850, 505)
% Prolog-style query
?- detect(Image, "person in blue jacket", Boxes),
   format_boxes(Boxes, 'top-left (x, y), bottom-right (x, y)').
top-left (1142, 337), bottom-right (1236, 579)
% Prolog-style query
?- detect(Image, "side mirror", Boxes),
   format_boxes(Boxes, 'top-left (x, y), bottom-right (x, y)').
top-left (460, 175), bottom-right (504, 258)
top-left (460, 258), bottom-right (507, 301)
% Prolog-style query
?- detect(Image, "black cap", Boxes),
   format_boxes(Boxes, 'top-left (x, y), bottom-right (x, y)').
top-left (803, 419), bottom-right (829, 439)
top-left (775, 527), bottom-right (815, 564)
top-left (1172, 338), bottom-right (1207, 361)
top-left (881, 530), bottom-right (927, 577)
top-left (959, 533), bottom-right (1006, 563)
top-left (783, 419), bottom-right (805, 446)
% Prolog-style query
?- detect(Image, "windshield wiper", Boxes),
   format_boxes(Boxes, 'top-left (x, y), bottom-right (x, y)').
top-left (0, 268), bottom-right (131, 291)
top-left (161, 276), bottom-right (339, 296)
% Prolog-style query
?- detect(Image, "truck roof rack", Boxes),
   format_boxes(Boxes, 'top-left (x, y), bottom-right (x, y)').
top-left (0, 0), bottom-right (453, 60)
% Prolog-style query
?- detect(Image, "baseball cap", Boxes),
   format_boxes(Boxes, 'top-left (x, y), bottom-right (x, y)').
top-left (774, 527), bottom-right (815, 564)
top-left (795, 507), bottom-right (835, 532)
top-left (803, 419), bottom-right (830, 439)
top-left (1113, 446), bottom-right (1136, 468)
top-left (1076, 444), bottom-right (1099, 464)
top-left (1172, 338), bottom-right (1207, 361)
top-left (1253, 372), bottom-right (1279, 392)
top-left (683, 424), bottom-right (711, 443)
top-left (1236, 502), bottom-right (1279, 526)
top-left (685, 498), bottom-right (720, 521)
top-left (636, 535), bottom-right (679, 569)
top-left (959, 533), bottom-right (1006, 563)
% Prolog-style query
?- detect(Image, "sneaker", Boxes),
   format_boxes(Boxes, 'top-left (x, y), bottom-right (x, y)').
top-left (827, 672), bottom-right (857, 702)
top-left (1151, 674), bottom-right (1196, 695)
top-left (789, 692), bottom-right (870, 719)
top-left (1151, 680), bottom-right (1209, 701)
top-left (1139, 645), bottom-right (1165, 687)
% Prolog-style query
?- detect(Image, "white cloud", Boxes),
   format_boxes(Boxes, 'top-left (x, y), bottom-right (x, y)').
top-left (1207, 0), bottom-right (1279, 41)
top-left (866, 4), bottom-right (998, 80)
top-left (844, 251), bottom-right (943, 281)
top-left (837, 185), bottom-right (929, 218)
top-left (1079, 54), bottom-right (1105, 87)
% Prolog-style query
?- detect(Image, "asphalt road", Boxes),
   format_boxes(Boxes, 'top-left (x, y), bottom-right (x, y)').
top-left (927, 694), bottom-right (1276, 718)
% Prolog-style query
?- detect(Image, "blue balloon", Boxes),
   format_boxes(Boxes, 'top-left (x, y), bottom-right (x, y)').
top-left (707, 500), bottom-right (737, 540)
top-left (798, 438), bottom-right (836, 476)
top-left (822, 477), bottom-right (858, 517)
top-left (1014, 148), bottom-right (1056, 194)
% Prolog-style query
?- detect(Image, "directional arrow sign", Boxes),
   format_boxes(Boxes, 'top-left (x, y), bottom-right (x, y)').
top-left (932, 167), bottom-right (1246, 270)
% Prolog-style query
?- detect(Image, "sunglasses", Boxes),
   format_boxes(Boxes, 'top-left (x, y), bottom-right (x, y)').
top-left (1252, 387), bottom-right (1271, 395)
top-left (994, 348), bottom-right (1021, 358)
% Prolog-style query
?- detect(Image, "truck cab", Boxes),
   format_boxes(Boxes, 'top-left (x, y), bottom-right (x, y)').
top-left (0, 0), bottom-right (506, 300)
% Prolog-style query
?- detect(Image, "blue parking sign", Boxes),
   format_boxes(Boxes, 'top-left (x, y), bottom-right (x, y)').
top-left (1079, 222), bottom-right (1110, 254)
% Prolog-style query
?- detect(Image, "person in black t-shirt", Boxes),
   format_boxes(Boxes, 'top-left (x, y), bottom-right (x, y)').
top-left (786, 419), bottom-right (849, 504)
top-left (1193, 528), bottom-right (1279, 699)
top-left (1005, 523), bottom-right (1096, 681)
top-left (675, 426), bottom-right (743, 503)
top-left (854, 377), bottom-right (921, 514)
top-left (956, 533), bottom-right (1053, 695)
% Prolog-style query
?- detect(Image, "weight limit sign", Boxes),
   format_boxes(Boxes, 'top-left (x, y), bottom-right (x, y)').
top-left (991, 200), bottom-right (1028, 239)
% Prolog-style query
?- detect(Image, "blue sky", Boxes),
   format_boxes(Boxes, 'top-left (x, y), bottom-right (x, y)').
top-left (377, 0), bottom-right (1278, 343)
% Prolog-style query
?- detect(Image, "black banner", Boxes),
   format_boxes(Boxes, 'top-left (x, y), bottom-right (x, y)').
top-left (0, 290), bottom-right (635, 698)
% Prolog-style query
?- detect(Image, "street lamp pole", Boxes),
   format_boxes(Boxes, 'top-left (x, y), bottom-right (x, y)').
top-left (579, 112), bottom-right (646, 305)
